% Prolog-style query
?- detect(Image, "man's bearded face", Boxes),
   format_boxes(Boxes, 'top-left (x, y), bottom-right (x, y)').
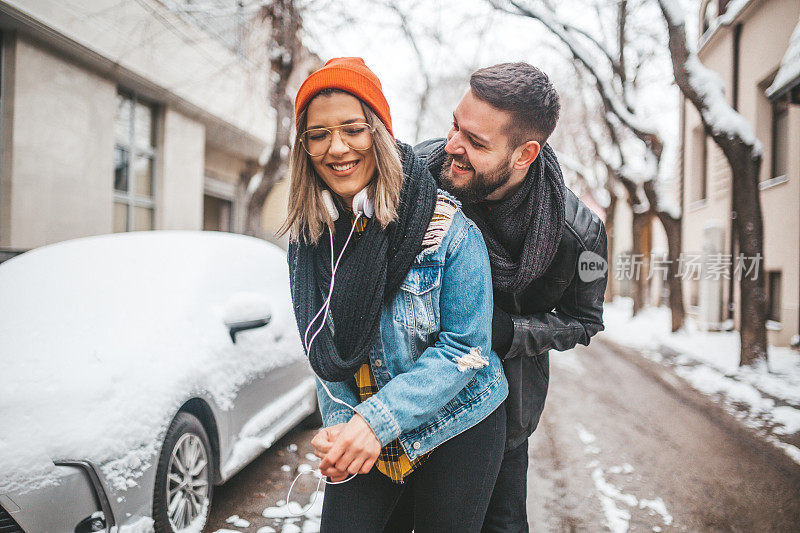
top-left (438, 89), bottom-right (518, 204)
top-left (439, 151), bottom-right (514, 204)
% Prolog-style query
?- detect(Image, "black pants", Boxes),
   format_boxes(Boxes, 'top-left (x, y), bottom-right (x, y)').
top-left (320, 405), bottom-right (506, 533)
top-left (480, 438), bottom-right (529, 532)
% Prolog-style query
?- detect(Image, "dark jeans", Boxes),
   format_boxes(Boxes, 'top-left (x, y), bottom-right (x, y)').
top-left (320, 405), bottom-right (506, 533)
top-left (480, 437), bottom-right (529, 532)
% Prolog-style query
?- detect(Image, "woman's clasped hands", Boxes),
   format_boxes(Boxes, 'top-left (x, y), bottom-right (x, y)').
top-left (311, 413), bottom-right (381, 482)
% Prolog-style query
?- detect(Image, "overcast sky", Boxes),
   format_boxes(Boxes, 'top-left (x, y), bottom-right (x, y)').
top-left (303, 0), bottom-right (690, 161)
top-left (304, 0), bottom-right (585, 141)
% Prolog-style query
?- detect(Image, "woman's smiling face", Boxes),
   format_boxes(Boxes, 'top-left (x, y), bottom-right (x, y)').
top-left (305, 92), bottom-right (377, 209)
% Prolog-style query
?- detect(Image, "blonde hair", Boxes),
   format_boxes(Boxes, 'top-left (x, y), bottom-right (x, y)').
top-left (279, 91), bottom-right (403, 244)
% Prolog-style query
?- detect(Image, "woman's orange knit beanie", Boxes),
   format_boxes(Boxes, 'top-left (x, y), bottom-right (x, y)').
top-left (294, 57), bottom-right (393, 137)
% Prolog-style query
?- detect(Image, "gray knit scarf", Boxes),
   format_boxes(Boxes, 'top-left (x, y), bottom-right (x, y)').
top-left (422, 139), bottom-right (566, 293)
top-left (288, 142), bottom-right (437, 382)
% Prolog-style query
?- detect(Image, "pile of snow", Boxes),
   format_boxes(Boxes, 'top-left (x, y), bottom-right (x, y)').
top-left (603, 298), bottom-right (800, 464)
top-left (0, 231), bottom-right (305, 494)
top-left (225, 515), bottom-right (249, 528)
top-left (116, 516), bottom-right (155, 533)
top-left (261, 489), bottom-right (324, 533)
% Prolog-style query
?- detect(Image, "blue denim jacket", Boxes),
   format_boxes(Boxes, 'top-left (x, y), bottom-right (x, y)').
top-left (315, 195), bottom-right (508, 460)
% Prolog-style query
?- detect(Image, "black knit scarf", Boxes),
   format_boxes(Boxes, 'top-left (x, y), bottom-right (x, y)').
top-left (288, 142), bottom-right (437, 382)
top-left (424, 139), bottom-right (566, 293)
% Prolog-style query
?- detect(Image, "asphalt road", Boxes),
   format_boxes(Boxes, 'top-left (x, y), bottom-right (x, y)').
top-left (526, 339), bottom-right (800, 532)
top-left (208, 340), bottom-right (800, 532)
top-left (207, 425), bottom-right (323, 532)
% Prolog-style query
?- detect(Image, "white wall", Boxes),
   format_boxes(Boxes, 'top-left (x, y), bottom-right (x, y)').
top-left (6, 36), bottom-right (115, 248)
top-left (6, 0), bottom-right (273, 145)
top-left (158, 108), bottom-right (205, 230)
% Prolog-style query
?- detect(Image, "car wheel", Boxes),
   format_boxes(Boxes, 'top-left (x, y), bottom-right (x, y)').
top-left (152, 412), bottom-right (214, 532)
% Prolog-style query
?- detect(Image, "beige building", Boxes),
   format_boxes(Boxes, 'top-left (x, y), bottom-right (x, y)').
top-left (0, 0), bottom-right (288, 258)
top-left (681, 0), bottom-right (800, 346)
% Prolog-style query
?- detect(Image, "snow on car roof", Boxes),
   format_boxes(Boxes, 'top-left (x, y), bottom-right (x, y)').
top-left (0, 231), bottom-right (305, 493)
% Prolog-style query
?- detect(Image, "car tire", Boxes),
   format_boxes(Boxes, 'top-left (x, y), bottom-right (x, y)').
top-left (152, 412), bottom-right (214, 532)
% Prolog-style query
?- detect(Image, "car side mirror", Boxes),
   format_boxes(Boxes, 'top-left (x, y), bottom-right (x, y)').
top-left (223, 292), bottom-right (272, 344)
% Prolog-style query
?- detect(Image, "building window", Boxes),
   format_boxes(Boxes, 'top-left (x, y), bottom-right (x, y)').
top-left (114, 92), bottom-right (156, 232)
top-left (766, 271), bottom-right (782, 323)
top-left (203, 195), bottom-right (233, 231)
top-left (771, 97), bottom-right (788, 179)
top-left (689, 279), bottom-right (700, 309)
top-left (691, 127), bottom-right (707, 203)
top-left (203, 174), bottom-right (237, 232)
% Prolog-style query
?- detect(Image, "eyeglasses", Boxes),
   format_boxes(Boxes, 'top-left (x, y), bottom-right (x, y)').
top-left (300, 122), bottom-right (376, 157)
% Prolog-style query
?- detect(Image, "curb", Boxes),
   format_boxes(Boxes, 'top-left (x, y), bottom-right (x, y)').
top-left (594, 335), bottom-right (800, 482)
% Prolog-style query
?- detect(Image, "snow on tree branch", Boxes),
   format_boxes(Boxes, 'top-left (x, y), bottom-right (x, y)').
top-left (718, 0), bottom-right (752, 26)
top-left (657, 0), bottom-right (762, 154)
top-left (489, 0), bottom-right (658, 141)
top-left (767, 17), bottom-right (800, 98)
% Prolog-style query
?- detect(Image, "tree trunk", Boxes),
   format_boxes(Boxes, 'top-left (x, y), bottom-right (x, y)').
top-left (631, 211), bottom-right (650, 315)
top-left (604, 188), bottom-right (617, 303)
top-left (724, 144), bottom-right (767, 365)
top-left (245, 92), bottom-right (293, 237)
top-left (616, 172), bottom-right (651, 316)
top-left (657, 0), bottom-right (767, 365)
top-left (659, 212), bottom-right (684, 332)
top-left (644, 181), bottom-right (684, 332)
top-left (245, 0), bottom-right (303, 238)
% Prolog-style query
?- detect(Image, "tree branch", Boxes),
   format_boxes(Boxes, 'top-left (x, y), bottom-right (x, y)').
top-left (488, 0), bottom-right (663, 158)
top-left (380, 0), bottom-right (434, 143)
top-left (656, 0), bottom-right (761, 155)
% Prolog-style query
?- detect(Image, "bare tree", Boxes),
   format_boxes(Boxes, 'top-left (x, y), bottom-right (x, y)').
top-left (550, 66), bottom-right (621, 303)
top-left (244, 0), bottom-right (304, 238)
top-left (488, 0), bottom-right (684, 328)
top-left (588, 116), bottom-right (661, 319)
top-left (378, 0), bottom-right (436, 143)
top-left (602, 170), bottom-right (620, 303)
top-left (376, 0), bottom-right (494, 144)
top-left (657, 0), bottom-right (767, 365)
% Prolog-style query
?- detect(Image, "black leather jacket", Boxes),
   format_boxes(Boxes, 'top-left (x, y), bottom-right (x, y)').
top-left (415, 139), bottom-right (608, 449)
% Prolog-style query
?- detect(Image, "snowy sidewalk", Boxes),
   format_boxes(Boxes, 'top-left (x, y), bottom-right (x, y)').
top-left (601, 298), bottom-right (800, 467)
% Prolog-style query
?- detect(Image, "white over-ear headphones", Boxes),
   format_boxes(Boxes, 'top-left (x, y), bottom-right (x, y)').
top-left (320, 188), bottom-right (374, 220)
top-left (352, 188), bottom-right (374, 218)
top-left (320, 189), bottom-right (340, 221)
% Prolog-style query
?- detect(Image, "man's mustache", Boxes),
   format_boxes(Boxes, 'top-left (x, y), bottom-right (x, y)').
top-left (445, 153), bottom-right (473, 170)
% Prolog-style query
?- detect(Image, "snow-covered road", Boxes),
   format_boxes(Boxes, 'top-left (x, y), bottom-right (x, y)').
top-left (207, 427), bottom-right (323, 533)
top-left (527, 341), bottom-right (800, 532)
top-left (205, 339), bottom-right (800, 532)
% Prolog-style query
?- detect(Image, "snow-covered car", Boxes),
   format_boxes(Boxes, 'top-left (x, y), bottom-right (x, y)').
top-left (0, 231), bottom-right (318, 532)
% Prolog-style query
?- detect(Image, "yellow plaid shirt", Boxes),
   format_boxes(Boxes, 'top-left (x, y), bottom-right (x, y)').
top-left (355, 363), bottom-right (430, 483)
top-left (349, 213), bottom-right (430, 483)
top-left (346, 193), bottom-right (457, 483)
